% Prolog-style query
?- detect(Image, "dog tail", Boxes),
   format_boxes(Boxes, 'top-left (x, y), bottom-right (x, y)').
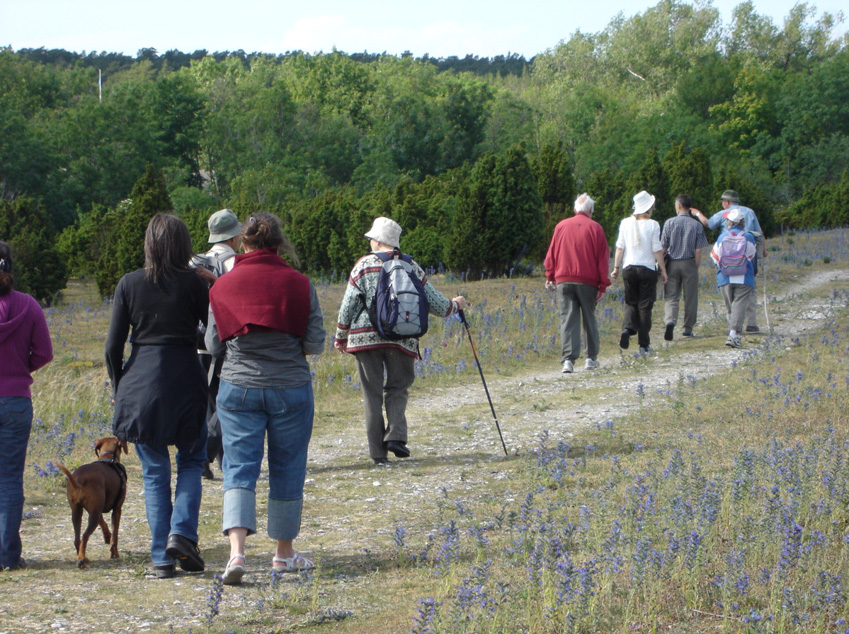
top-left (57, 463), bottom-right (80, 489)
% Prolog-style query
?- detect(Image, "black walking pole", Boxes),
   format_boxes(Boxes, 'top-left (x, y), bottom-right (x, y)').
top-left (458, 309), bottom-right (508, 457)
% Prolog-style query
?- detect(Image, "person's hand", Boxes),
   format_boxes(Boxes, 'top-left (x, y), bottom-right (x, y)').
top-left (333, 337), bottom-right (348, 353)
top-left (661, 271), bottom-right (668, 285)
top-left (611, 268), bottom-right (619, 280)
top-left (596, 288), bottom-right (606, 302)
top-left (453, 296), bottom-right (467, 311)
top-left (195, 267), bottom-right (217, 285)
top-left (544, 280), bottom-right (556, 291)
top-left (690, 208), bottom-right (702, 218)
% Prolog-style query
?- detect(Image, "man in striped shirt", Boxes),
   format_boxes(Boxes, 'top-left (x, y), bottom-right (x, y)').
top-left (660, 194), bottom-right (708, 340)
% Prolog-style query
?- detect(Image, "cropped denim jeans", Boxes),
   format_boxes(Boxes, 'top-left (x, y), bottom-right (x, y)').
top-left (216, 380), bottom-right (313, 541)
top-left (134, 427), bottom-right (207, 567)
top-left (0, 396), bottom-right (33, 569)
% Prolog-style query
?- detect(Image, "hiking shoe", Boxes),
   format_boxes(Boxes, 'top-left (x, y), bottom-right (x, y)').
top-left (725, 336), bottom-right (742, 348)
top-left (5, 558), bottom-right (26, 571)
top-left (619, 330), bottom-right (631, 349)
top-left (681, 331), bottom-right (694, 337)
top-left (154, 564), bottom-right (175, 579)
top-left (386, 441), bottom-right (410, 458)
top-left (373, 457), bottom-right (391, 466)
top-left (562, 360), bottom-right (574, 373)
top-left (745, 325), bottom-right (760, 333)
top-left (664, 323), bottom-right (674, 341)
top-left (639, 346), bottom-right (653, 355)
top-left (584, 358), bottom-right (599, 370)
top-left (165, 534), bottom-right (204, 572)
top-left (202, 461), bottom-right (214, 480)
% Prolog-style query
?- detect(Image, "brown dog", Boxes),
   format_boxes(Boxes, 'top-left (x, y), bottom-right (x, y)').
top-left (57, 437), bottom-right (129, 568)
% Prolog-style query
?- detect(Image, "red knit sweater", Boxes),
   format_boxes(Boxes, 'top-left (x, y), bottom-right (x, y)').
top-left (209, 249), bottom-right (310, 341)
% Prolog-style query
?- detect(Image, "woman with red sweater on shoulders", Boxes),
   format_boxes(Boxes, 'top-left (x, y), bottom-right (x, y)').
top-left (205, 213), bottom-right (326, 585)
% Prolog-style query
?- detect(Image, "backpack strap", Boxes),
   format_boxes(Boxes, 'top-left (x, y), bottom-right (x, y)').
top-left (212, 251), bottom-right (236, 277)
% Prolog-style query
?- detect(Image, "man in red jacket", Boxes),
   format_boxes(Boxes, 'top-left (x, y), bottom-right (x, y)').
top-left (544, 194), bottom-right (611, 373)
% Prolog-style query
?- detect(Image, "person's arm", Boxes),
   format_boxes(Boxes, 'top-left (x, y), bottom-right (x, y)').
top-left (204, 307), bottom-right (226, 358)
top-left (694, 247), bottom-right (702, 268)
top-left (303, 283), bottom-right (326, 356)
top-left (193, 273), bottom-right (210, 327)
top-left (334, 271), bottom-right (362, 352)
top-left (745, 234), bottom-right (758, 276)
top-left (28, 300), bottom-right (53, 372)
top-left (595, 230), bottom-right (611, 301)
top-left (611, 247), bottom-right (624, 280)
top-left (104, 279), bottom-right (131, 390)
top-left (423, 278), bottom-right (463, 317)
top-left (543, 226), bottom-right (559, 283)
top-left (706, 211), bottom-right (726, 231)
top-left (653, 250), bottom-right (668, 284)
top-left (690, 207), bottom-right (709, 228)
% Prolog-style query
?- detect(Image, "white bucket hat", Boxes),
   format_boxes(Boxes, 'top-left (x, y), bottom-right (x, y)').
top-left (632, 191), bottom-right (656, 215)
top-left (725, 208), bottom-right (745, 224)
top-left (364, 217), bottom-right (402, 248)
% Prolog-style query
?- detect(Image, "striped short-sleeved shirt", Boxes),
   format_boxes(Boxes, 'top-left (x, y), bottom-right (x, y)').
top-left (661, 214), bottom-right (708, 260)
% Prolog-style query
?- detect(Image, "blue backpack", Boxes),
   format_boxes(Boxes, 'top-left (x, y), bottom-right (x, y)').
top-left (366, 250), bottom-right (429, 340)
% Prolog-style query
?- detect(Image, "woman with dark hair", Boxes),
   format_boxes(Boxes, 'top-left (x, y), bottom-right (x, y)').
top-left (105, 214), bottom-right (210, 579)
top-left (205, 212), bottom-right (325, 585)
top-left (0, 241), bottom-right (53, 571)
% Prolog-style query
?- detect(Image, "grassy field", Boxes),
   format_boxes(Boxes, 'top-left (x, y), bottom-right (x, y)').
top-left (3, 228), bottom-right (849, 633)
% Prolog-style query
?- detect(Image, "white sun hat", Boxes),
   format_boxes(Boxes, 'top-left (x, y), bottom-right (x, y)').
top-left (364, 217), bottom-right (402, 248)
top-left (632, 191), bottom-right (656, 215)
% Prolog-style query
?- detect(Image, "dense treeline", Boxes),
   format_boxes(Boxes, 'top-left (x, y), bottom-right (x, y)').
top-left (14, 47), bottom-right (531, 80)
top-left (1, 0), bottom-right (847, 301)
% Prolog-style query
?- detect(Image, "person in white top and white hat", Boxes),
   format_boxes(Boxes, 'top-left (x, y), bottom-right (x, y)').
top-left (611, 191), bottom-right (668, 354)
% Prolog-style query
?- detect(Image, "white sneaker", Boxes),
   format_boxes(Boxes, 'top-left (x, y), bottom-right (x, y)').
top-left (725, 336), bottom-right (742, 349)
top-left (585, 358), bottom-right (599, 370)
top-left (562, 360), bottom-right (574, 373)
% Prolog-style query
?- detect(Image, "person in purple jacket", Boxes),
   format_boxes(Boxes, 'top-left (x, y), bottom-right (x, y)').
top-left (0, 241), bottom-right (53, 571)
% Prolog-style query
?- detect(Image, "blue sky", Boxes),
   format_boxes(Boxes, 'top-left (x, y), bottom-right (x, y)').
top-left (2, 0), bottom-right (846, 59)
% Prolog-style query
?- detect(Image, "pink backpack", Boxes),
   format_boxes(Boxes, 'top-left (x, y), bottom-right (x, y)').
top-left (717, 233), bottom-right (749, 276)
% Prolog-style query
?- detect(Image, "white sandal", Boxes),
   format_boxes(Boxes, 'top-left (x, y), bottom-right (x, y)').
top-left (272, 553), bottom-right (314, 573)
top-left (222, 554), bottom-right (246, 585)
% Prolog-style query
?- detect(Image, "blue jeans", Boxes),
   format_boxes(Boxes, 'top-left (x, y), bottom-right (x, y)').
top-left (217, 380), bottom-right (313, 541)
top-left (134, 426), bottom-right (207, 566)
top-left (0, 397), bottom-right (33, 569)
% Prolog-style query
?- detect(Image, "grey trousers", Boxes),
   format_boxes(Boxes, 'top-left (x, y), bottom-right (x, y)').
top-left (354, 347), bottom-right (416, 460)
top-left (721, 284), bottom-right (753, 334)
top-left (746, 278), bottom-right (759, 328)
top-left (555, 282), bottom-right (600, 362)
top-left (663, 258), bottom-right (700, 333)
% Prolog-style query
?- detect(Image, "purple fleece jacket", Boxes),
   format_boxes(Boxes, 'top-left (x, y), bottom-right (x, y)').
top-left (0, 290), bottom-right (53, 398)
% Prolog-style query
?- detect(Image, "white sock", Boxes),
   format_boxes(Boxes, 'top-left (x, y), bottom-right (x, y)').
top-left (729, 330), bottom-right (738, 338)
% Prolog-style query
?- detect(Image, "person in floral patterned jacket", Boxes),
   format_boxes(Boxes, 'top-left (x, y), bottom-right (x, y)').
top-left (334, 217), bottom-right (466, 465)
